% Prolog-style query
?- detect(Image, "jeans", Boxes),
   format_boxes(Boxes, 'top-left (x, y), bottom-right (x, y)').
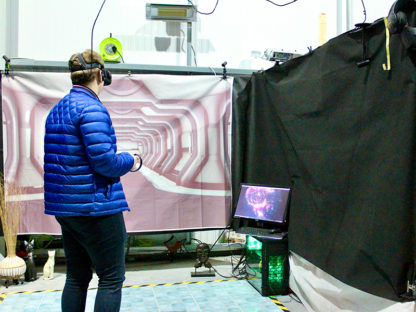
top-left (56, 212), bottom-right (127, 312)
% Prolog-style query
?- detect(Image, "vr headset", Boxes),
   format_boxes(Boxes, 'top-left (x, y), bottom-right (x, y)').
top-left (69, 53), bottom-right (112, 86)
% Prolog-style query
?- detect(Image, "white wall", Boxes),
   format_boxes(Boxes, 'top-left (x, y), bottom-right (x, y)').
top-left (2, 0), bottom-right (397, 70)
top-left (0, 0), bottom-right (397, 245)
top-left (0, 0), bottom-right (5, 58)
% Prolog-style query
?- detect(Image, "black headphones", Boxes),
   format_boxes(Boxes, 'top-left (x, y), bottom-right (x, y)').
top-left (69, 53), bottom-right (112, 86)
top-left (387, 0), bottom-right (416, 50)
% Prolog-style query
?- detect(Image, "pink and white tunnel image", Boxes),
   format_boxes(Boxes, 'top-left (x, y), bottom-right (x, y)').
top-left (2, 72), bottom-right (233, 234)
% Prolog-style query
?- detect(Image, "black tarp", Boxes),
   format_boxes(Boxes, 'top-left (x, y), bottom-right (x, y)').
top-left (232, 12), bottom-right (416, 301)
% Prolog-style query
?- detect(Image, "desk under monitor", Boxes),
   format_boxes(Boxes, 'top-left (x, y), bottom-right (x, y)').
top-left (232, 184), bottom-right (291, 296)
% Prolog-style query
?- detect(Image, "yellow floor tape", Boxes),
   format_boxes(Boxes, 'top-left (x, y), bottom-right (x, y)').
top-left (0, 278), bottom-right (290, 310)
top-left (269, 296), bottom-right (290, 311)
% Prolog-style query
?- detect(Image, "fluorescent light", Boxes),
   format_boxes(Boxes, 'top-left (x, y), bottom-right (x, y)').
top-left (146, 3), bottom-right (196, 22)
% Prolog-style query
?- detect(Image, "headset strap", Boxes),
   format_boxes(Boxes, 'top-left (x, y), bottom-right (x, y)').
top-left (69, 53), bottom-right (104, 72)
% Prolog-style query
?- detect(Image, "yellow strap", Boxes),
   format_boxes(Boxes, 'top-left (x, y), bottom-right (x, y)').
top-left (383, 17), bottom-right (391, 71)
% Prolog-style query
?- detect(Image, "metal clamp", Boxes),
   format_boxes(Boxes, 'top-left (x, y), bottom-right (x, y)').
top-left (222, 61), bottom-right (227, 80)
top-left (2, 55), bottom-right (10, 75)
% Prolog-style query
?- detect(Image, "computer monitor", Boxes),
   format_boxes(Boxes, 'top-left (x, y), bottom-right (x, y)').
top-left (234, 184), bottom-right (290, 226)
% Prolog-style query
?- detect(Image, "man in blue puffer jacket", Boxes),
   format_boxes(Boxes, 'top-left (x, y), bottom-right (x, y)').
top-left (44, 49), bottom-right (141, 312)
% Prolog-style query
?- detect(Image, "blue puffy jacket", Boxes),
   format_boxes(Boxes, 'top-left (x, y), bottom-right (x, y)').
top-left (44, 85), bottom-right (134, 216)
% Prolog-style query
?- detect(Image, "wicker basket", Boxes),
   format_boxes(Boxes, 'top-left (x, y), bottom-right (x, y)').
top-left (0, 255), bottom-right (26, 280)
top-left (0, 182), bottom-right (26, 282)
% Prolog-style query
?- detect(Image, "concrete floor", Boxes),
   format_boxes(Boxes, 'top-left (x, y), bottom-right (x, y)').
top-left (0, 249), bottom-right (307, 312)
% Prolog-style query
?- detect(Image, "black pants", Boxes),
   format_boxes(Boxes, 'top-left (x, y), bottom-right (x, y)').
top-left (56, 212), bottom-right (127, 312)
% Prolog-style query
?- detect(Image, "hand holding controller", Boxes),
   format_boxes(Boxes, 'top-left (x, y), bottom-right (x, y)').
top-left (130, 153), bottom-right (143, 172)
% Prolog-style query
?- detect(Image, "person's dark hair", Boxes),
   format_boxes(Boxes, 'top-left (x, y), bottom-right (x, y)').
top-left (68, 49), bottom-right (105, 86)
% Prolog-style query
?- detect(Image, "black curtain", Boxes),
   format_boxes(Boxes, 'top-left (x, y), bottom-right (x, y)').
top-left (232, 16), bottom-right (416, 301)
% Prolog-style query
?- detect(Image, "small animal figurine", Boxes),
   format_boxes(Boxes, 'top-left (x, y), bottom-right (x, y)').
top-left (43, 250), bottom-right (55, 280)
top-left (24, 240), bottom-right (38, 282)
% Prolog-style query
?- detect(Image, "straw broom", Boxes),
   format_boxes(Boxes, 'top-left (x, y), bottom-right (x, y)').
top-left (0, 181), bottom-right (26, 284)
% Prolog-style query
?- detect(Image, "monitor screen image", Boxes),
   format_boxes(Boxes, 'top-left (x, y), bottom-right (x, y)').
top-left (234, 184), bottom-right (290, 224)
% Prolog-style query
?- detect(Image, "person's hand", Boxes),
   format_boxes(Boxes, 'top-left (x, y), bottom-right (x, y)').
top-left (129, 152), bottom-right (142, 172)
